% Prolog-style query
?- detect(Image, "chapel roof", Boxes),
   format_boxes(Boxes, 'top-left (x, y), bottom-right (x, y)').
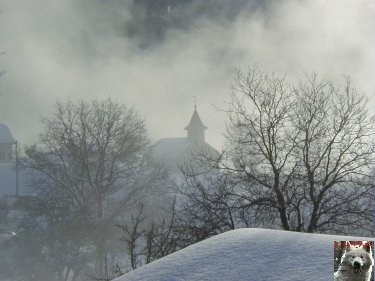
top-left (0, 124), bottom-right (16, 144)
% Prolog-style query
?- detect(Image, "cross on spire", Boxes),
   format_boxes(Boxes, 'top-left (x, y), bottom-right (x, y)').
top-left (193, 96), bottom-right (197, 110)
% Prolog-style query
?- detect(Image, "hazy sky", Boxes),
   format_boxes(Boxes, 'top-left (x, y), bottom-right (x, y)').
top-left (0, 0), bottom-right (374, 150)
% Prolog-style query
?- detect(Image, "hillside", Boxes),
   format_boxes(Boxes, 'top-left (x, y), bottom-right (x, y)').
top-left (114, 228), bottom-right (374, 281)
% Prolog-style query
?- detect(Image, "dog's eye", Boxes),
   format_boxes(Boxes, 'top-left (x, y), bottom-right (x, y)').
top-left (360, 255), bottom-right (364, 259)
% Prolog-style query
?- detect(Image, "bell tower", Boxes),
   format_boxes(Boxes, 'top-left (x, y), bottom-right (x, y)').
top-left (184, 104), bottom-right (207, 145)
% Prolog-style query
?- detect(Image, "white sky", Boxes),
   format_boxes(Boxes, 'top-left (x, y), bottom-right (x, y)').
top-left (0, 0), bottom-right (374, 150)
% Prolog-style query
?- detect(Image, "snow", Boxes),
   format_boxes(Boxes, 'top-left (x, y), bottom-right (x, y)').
top-left (113, 228), bottom-right (374, 281)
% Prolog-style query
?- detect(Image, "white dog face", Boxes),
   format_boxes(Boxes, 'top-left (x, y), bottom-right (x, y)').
top-left (342, 242), bottom-right (374, 274)
top-left (347, 248), bottom-right (366, 270)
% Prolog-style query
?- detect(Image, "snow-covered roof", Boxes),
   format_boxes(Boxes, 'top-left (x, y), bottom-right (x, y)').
top-left (152, 137), bottom-right (190, 159)
top-left (151, 137), bottom-right (219, 172)
top-left (114, 228), bottom-right (374, 281)
top-left (0, 124), bottom-right (16, 144)
top-left (151, 137), bottom-right (190, 170)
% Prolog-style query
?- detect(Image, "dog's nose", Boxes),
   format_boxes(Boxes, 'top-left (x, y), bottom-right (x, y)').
top-left (353, 261), bottom-right (361, 268)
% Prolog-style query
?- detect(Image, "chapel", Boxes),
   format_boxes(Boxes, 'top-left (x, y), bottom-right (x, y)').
top-left (151, 106), bottom-right (219, 174)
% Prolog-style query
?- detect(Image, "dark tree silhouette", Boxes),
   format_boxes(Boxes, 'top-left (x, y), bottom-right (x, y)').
top-left (182, 66), bottom-right (374, 235)
top-left (13, 99), bottom-right (156, 280)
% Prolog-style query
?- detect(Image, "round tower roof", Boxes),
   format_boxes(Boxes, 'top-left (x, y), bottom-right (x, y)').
top-left (0, 123), bottom-right (16, 144)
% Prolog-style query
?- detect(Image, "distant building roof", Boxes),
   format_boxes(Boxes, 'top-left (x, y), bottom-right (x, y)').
top-left (0, 124), bottom-right (16, 144)
top-left (151, 138), bottom-right (190, 171)
top-left (151, 136), bottom-right (220, 174)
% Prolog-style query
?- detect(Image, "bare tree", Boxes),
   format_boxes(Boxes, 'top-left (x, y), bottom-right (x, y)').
top-left (118, 205), bottom-right (146, 270)
top-left (90, 244), bottom-right (123, 281)
top-left (142, 200), bottom-right (181, 262)
top-left (294, 74), bottom-right (374, 234)
top-left (227, 68), bottom-right (374, 234)
top-left (17, 99), bottom-right (154, 280)
top-left (222, 67), bottom-right (301, 231)
top-left (117, 200), bottom-right (185, 271)
top-left (25, 99), bottom-right (150, 221)
top-left (178, 167), bottom-right (237, 241)
top-left (182, 66), bottom-right (374, 235)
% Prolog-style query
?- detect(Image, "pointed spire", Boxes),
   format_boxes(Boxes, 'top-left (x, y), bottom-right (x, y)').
top-left (184, 108), bottom-right (207, 131)
top-left (185, 101), bottom-right (207, 145)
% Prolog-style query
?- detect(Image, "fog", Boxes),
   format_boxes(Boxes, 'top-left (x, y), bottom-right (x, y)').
top-left (0, 0), bottom-right (374, 149)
